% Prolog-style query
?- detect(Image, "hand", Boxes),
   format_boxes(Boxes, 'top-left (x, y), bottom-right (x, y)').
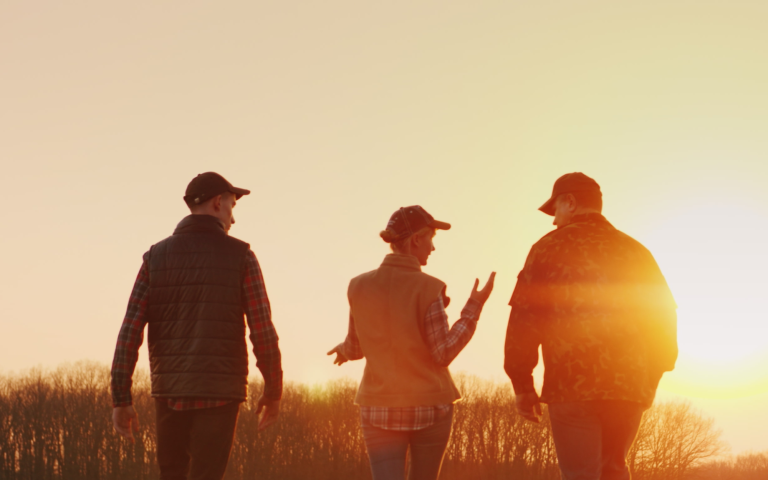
top-left (112, 405), bottom-right (140, 443)
top-left (256, 394), bottom-right (280, 431)
top-left (469, 272), bottom-right (496, 305)
top-left (515, 392), bottom-right (543, 424)
top-left (327, 344), bottom-right (349, 366)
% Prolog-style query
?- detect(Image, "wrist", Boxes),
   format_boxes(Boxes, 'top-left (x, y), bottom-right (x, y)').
top-left (511, 375), bottom-right (536, 396)
top-left (462, 298), bottom-right (483, 320)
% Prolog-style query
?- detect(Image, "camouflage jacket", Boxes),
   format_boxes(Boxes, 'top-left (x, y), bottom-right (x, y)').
top-left (504, 213), bottom-right (677, 407)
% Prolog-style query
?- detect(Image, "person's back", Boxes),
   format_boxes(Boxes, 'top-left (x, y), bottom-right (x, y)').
top-left (505, 173), bottom-right (677, 480)
top-left (146, 214), bottom-right (251, 400)
top-left (110, 172), bottom-right (283, 480)
top-left (515, 212), bottom-right (677, 406)
top-left (328, 205), bottom-right (495, 480)
top-left (348, 254), bottom-right (460, 407)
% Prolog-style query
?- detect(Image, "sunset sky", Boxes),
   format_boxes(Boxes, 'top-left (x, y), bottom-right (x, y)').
top-left (3, 1), bottom-right (768, 454)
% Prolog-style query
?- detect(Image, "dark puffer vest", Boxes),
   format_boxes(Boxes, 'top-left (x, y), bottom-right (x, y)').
top-left (144, 214), bottom-right (250, 400)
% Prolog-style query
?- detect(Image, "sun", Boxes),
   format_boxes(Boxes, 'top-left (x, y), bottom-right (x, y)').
top-left (639, 199), bottom-right (768, 399)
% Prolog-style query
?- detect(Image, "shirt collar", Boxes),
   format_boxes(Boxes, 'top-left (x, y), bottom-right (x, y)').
top-left (570, 212), bottom-right (612, 226)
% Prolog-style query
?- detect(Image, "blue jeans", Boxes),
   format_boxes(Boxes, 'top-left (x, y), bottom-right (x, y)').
top-left (361, 407), bottom-right (454, 480)
top-left (548, 401), bottom-right (645, 480)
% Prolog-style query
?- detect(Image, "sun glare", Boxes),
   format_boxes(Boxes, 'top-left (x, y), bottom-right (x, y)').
top-left (641, 200), bottom-right (768, 399)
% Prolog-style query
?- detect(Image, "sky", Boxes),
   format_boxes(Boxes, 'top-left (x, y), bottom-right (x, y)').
top-left (2, 0), bottom-right (768, 454)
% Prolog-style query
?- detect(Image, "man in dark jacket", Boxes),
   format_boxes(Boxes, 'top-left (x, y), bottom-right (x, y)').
top-left (111, 172), bottom-right (282, 480)
top-left (504, 173), bottom-right (678, 480)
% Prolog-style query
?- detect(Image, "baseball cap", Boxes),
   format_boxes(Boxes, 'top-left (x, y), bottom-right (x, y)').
top-left (384, 206), bottom-right (451, 243)
top-left (539, 172), bottom-right (601, 216)
top-left (183, 172), bottom-right (250, 207)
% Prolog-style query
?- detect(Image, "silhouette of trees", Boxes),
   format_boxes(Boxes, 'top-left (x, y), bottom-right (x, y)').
top-left (690, 451), bottom-right (768, 480)
top-left (444, 374), bottom-right (558, 480)
top-left (0, 362), bottom-right (763, 480)
top-left (628, 401), bottom-right (728, 479)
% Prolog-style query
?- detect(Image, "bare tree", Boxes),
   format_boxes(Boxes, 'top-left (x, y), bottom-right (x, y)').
top-left (628, 401), bottom-right (727, 480)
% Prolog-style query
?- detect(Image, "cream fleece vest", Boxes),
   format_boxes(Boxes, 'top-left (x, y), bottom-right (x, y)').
top-left (348, 254), bottom-right (461, 407)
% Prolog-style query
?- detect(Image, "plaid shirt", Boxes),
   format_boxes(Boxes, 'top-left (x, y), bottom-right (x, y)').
top-left (111, 249), bottom-right (282, 411)
top-left (340, 295), bottom-right (481, 430)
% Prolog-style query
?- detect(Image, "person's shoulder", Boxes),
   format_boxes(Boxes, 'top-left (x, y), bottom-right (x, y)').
top-left (415, 270), bottom-right (446, 289)
top-left (530, 226), bottom-right (568, 252)
top-left (347, 269), bottom-right (379, 299)
top-left (224, 234), bottom-right (251, 250)
top-left (144, 234), bottom-right (173, 259)
top-left (611, 227), bottom-right (654, 257)
top-left (350, 269), bottom-right (377, 283)
top-left (348, 269), bottom-right (378, 289)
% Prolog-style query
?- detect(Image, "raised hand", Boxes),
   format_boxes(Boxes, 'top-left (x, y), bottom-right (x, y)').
top-left (469, 271), bottom-right (496, 305)
top-left (327, 344), bottom-right (349, 366)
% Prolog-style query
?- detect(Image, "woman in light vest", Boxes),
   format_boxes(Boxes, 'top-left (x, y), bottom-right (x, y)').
top-left (328, 206), bottom-right (495, 480)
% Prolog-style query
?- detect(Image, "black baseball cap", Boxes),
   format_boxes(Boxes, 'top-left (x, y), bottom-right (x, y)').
top-left (539, 172), bottom-right (601, 216)
top-left (183, 172), bottom-right (250, 207)
top-left (384, 206), bottom-right (451, 242)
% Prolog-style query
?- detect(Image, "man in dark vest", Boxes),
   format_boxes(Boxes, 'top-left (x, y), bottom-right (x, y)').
top-left (504, 173), bottom-right (678, 480)
top-left (110, 172), bottom-right (283, 480)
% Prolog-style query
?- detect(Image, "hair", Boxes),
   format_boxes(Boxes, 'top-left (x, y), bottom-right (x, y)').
top-left (562, 190), bottom-right (603, 212)
top-left (380, 226), bottom-right (436, 253)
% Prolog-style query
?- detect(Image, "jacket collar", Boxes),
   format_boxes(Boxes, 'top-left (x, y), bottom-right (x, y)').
top-left (173, 214), bottom-right (227, 235)
top-left (381, 253), bottom-right (422, 272)
top-left (570, 212), bottom-right (613, 227)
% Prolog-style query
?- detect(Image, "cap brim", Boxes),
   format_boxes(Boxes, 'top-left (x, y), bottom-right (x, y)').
top-left (230, 186), bottom-right (250, 199)
top-left (430, 220), bottom-right (451, 230)
top-left (538, 197), bottom-right (557, 216)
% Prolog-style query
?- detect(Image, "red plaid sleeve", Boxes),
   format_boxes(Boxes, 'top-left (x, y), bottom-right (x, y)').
top-left (338, 313), bottom-right (364, 361)
top-left (423, 295), bottom-right (481, 367)
top-left (243, 250), bottom-right (283, 401)
top-left (111, 261), bottom-right (150, 407)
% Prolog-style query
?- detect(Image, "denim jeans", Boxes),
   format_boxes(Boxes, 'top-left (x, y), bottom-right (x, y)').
top-left (361, 407), bottom-right (454, 480)
top-left (548, 400), bottom-right (645, 480)
top-left (155, 400), bottom-right (240, 480)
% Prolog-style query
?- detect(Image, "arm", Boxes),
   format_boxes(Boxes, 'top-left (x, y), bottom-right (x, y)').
top-left (423, 273), bottom-right (496, 368)
top-left (422, 295), bottom-right (480, 368)
top-left (328, 313), bottom-right (364, 365)
top-left (110, 260), bottom-right (150, 441)
top-left (637, 252), bottom-right (679, 376)
top-left (503, 251), bottom-right (545, 395)
top-left (242, 250), bottom-right (283, 401)
top-left (504, 252), bottom-right (545, 423)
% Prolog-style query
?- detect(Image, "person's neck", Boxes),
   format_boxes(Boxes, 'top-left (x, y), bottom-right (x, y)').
top-left (186, 213), bottom-right (228, 233)
top-left (562, 209), bottom-right (602, 227)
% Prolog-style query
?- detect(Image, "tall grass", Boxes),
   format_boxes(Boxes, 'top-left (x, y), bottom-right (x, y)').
top-left (0, 362), bottom-right (761, 480)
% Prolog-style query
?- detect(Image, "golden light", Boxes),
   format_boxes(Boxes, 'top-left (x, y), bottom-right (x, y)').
top-left (642, 198), bottom-right (768, 399)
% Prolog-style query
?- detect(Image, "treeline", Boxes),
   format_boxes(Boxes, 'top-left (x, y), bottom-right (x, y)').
top-left (0, 362), bottom-right (762, 480)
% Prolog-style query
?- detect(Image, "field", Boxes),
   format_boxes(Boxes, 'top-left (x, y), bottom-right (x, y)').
top-left (0, 362), bottom-right (765, 480)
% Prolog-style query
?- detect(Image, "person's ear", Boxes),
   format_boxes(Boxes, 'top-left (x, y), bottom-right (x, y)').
top-left (566, 193), bottom-right (577, 212)
top-left (211, 194), bottom-right (223, 212)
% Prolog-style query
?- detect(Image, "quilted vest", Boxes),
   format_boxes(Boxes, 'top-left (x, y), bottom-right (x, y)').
top-left (145, 214), bottom-right (250, 400)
